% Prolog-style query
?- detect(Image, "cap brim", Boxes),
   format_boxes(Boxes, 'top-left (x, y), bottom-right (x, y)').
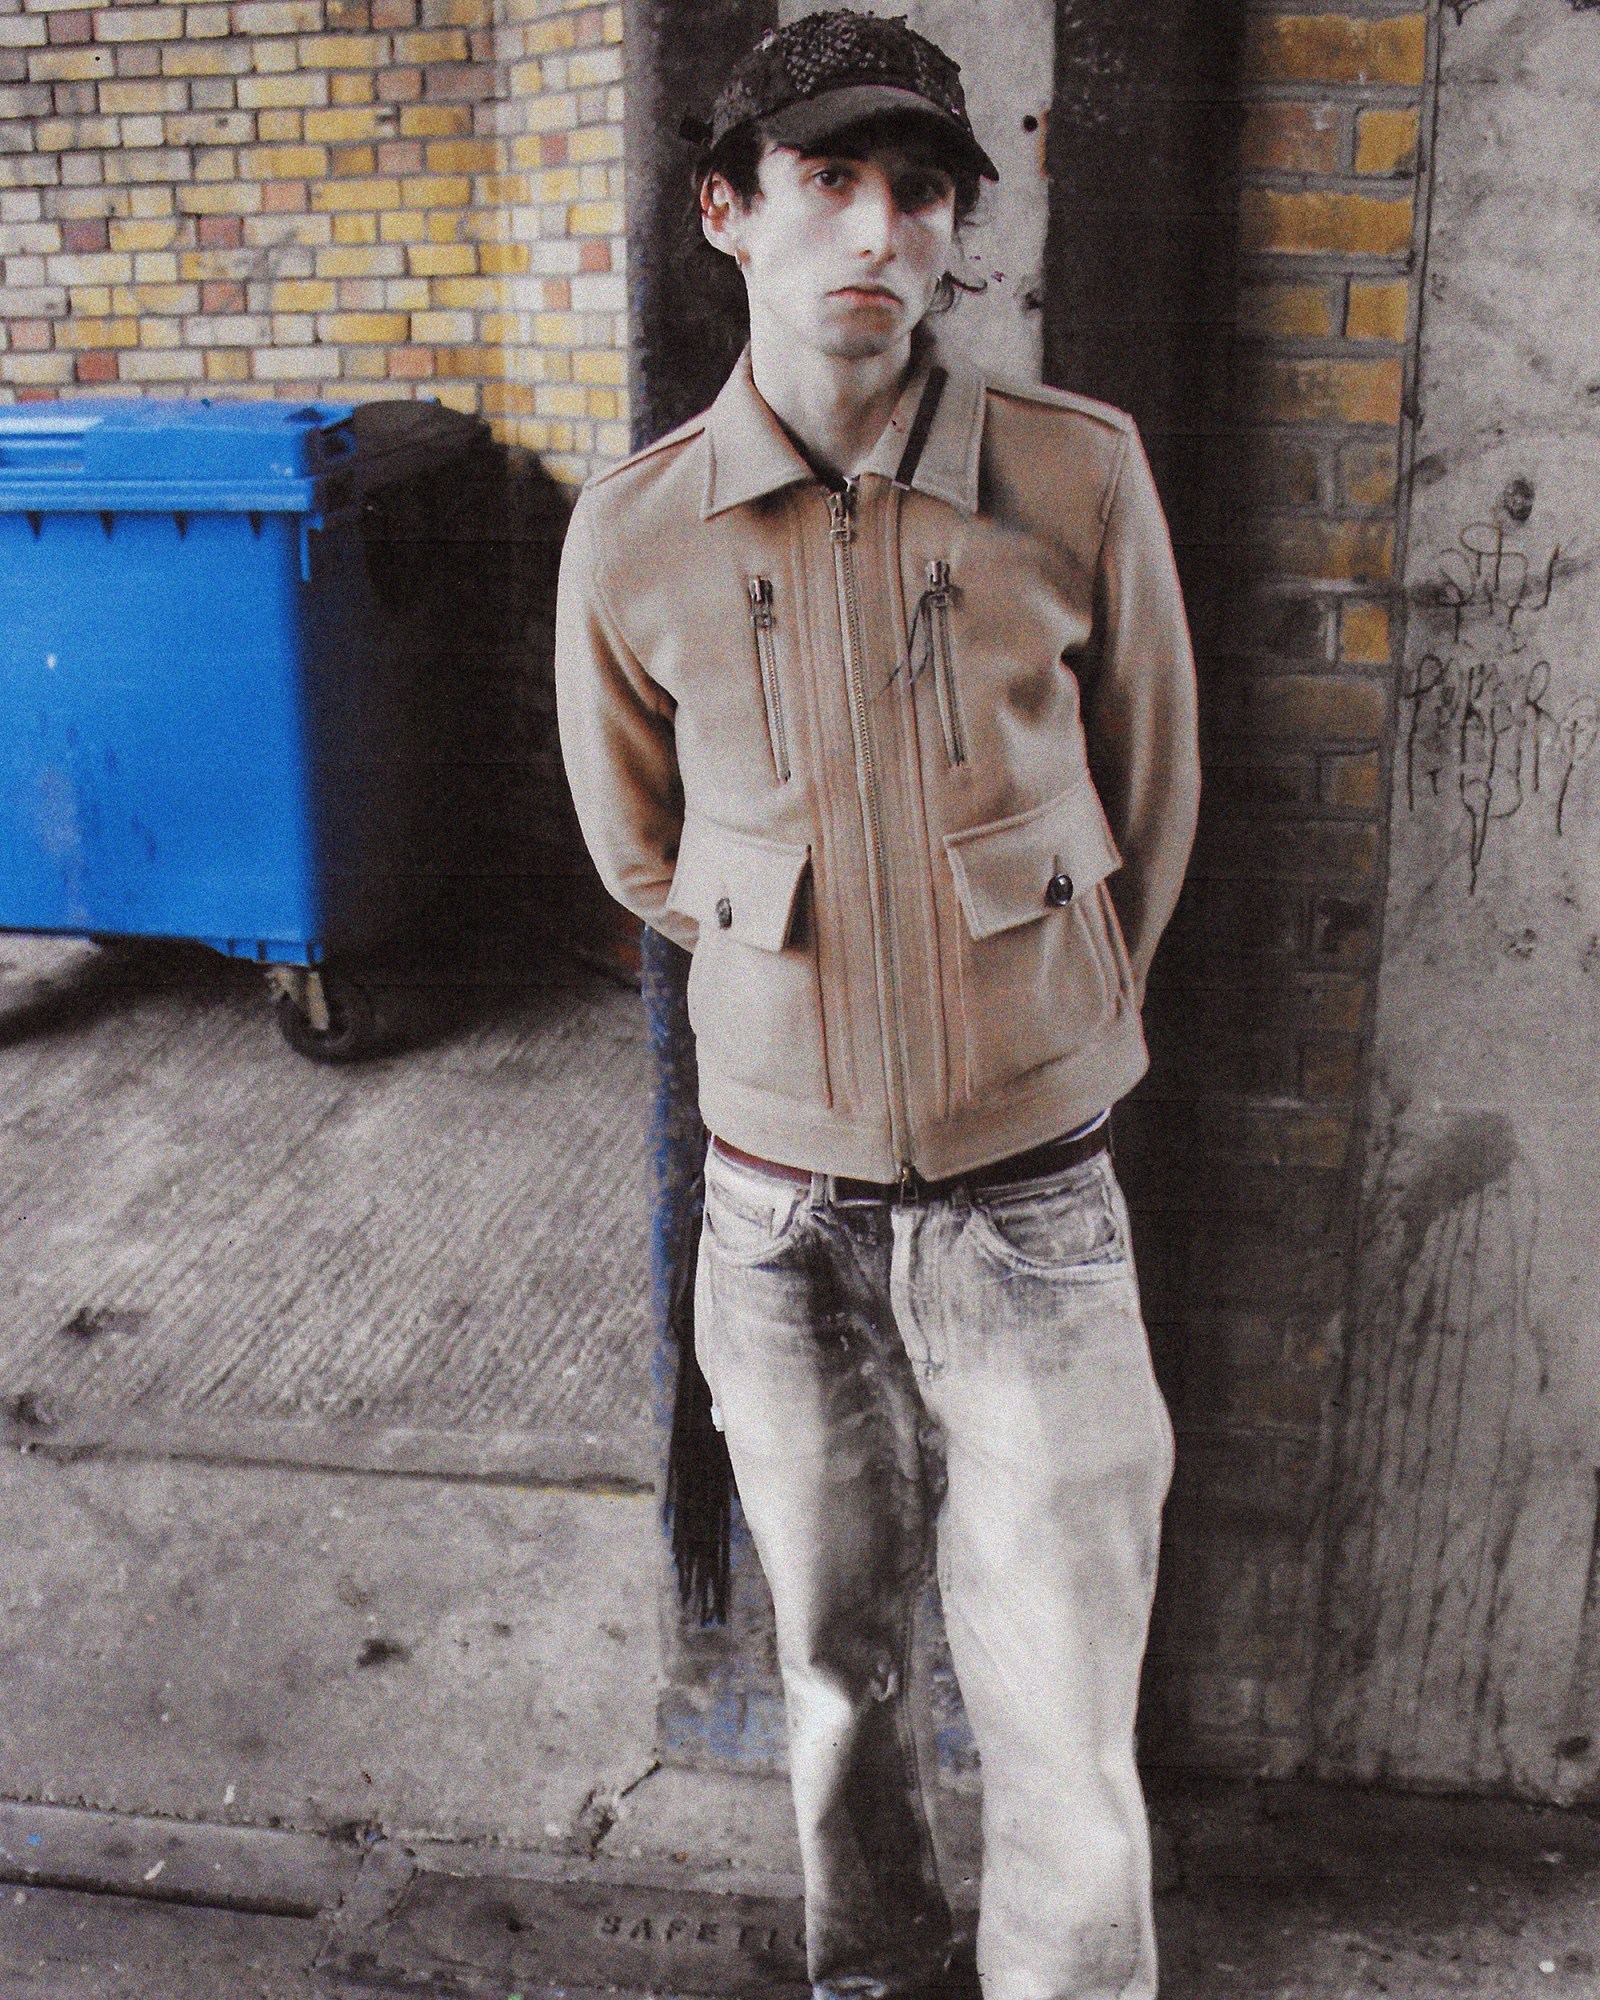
top-left (761, 83), bottom-right (999, 182)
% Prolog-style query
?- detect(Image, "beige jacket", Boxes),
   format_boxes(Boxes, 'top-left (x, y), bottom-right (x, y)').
top-left (555, 345), bottom-right (1199, 1181)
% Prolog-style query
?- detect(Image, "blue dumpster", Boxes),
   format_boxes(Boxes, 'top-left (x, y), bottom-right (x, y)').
top-left (0, 397), bottom-right (485, 1056)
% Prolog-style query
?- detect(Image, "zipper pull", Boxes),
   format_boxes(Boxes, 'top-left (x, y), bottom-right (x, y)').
top-left (828, 483), bottom-right (855, 545)
top-left (897, 1162), bottom-right (919, 1203)
top-left (919, 557), bottom-right (966, 767)
top-left (748, 575), bottom-right (790, 783)
top-left (904, 561), bottom-right (951, 686)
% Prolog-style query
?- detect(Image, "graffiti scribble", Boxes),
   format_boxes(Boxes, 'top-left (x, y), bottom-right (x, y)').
top-left (1422, 520), bottom-right (1560, 647)
top-left (1401, 655), bottom-right (1598, 889)
top-left (1404, 523), bottom-right (1598, 889)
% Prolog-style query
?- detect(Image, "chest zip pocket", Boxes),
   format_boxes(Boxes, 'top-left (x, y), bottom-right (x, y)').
top-left (909, 559), bottom-right (966, 768)
top-left (747, 576), bottom-right (791, 783)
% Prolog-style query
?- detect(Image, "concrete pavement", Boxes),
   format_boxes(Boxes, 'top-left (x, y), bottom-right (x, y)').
top-left (3, 1780), bottom-right (1600, 1996)
top-left (0, 936), bottom-right (656, 1488)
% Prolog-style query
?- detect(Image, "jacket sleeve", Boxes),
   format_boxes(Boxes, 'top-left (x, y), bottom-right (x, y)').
top-left (554, 489), bottom-right (698, 952)
top-left (1083, 424), bottom-right (1201, 996)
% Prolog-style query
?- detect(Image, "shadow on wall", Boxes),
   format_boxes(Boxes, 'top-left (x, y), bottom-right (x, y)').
top-left (624, 0), bottom-right (775, 442)
top-left (1044, 0), bottom-right (1346, 1773)
top-left (357, 440), bottom-right (636, 1000)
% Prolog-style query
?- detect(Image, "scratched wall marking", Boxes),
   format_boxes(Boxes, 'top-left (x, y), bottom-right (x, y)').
top-left (1402, 516), bottom-right (1599, 889)
top-left (1316, 1105), bottom-right (1547, 1789)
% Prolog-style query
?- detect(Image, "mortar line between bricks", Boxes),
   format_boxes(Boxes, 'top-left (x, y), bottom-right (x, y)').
top-left (1240, 253), bottom-right (1414, 273)
top-left (1241, 1), bottom-right (1429, 17)
top-left (1239, 81), bottom-right (1428, 101)
top-left (1242, 167), bottom-right (1419, 185)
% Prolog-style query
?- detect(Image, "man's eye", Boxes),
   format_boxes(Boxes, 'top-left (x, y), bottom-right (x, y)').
top-left (897, 174), bottom-right (952, 212)
top-left (812, 166), bottom-right (850, 190)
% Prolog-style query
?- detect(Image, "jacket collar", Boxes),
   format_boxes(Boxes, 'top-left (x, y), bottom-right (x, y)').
top-left (700, 340), bottom-right (985, 521)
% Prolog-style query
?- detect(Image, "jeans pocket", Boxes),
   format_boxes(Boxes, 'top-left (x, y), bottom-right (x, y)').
top-left (967, 1157), bottom-right (1129, 1279)
top-left (701, 1150), bottom-right (813, 1267)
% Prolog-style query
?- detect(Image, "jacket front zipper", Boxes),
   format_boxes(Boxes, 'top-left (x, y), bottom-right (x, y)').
top-left (922, 559), bottom-right (967, 767)
top-left (746, 576), bottom-right (790, 782)
top-left (829, 481), bottom-right (913, 1181)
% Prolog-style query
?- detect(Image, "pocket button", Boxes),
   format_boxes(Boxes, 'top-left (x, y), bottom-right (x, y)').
top-left (1045, 871), bottom-right (1074, 907)
top-left (715, 896), bottom-right (733, 929)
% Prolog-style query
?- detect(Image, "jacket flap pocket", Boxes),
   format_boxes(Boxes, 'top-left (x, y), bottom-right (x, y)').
top-left (665, 817), bottom-right (811, 952)
top-left (944, 788), bottom-right (1122, 941)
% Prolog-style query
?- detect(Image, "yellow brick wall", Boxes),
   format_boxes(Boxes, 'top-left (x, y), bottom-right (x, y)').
top-left (1209, 1), bottom-right (1429, 1098)
top-left (0, 0), bottom-right (627, 484)
top-left (1141, 5), bottom-right (1433, 1778)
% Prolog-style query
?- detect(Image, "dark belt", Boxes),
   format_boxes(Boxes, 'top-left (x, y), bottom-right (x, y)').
top-left (710, 1121), bottom-right (1110, 1205)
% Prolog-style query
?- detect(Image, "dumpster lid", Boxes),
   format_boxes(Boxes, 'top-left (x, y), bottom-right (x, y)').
top-left (0, 398), bottom-right (486, 512)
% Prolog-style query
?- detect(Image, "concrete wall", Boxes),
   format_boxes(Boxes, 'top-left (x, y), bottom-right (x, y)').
top-left (1315, 0), bottom-right (1600, 1802)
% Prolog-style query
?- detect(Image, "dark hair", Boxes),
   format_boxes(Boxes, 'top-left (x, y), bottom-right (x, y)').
top-left (696, 110), bottom-right (986, 230)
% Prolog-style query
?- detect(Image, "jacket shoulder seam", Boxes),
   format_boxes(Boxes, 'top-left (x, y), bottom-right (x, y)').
top-left (584, 413), bottom-right (707, 491)
top-left (979, 374), bottom-right (1135, 540)
top-left (981, 375), bottom-right (1135, 436)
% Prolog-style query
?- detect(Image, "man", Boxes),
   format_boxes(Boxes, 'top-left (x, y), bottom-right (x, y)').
top-left (556, 12), bottom-right (1199, 1998)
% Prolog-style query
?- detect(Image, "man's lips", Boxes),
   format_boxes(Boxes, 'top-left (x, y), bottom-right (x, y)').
top-left (830, 284), bottom-right (902, 306)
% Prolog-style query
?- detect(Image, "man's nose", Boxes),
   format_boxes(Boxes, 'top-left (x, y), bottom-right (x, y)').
top-left (847, 175), bottom-right (896, 258)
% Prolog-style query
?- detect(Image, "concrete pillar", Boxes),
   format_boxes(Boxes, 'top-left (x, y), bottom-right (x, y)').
top-left (622, 0), bottom-right (781, 1767)
top-left (1042, 0), bottom-right (1242, 522)
top-left (624, 0), bottom-right (777, 444)
top-left (1038, 0), bottom-right (1253, 1772)
top-left (1315, 0), bottom-right (1600, 1803)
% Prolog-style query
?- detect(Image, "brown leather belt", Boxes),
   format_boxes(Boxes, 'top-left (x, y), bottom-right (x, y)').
top-left (710, 1120), bottom-right (1110, 1204)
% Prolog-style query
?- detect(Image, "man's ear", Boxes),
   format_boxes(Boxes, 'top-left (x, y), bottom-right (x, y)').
top-left (700, 172), bottom-right (743, 260)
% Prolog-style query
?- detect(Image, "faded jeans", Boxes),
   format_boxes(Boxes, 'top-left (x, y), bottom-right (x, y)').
top-left (693, 1139), bottom-right (1174, 2000)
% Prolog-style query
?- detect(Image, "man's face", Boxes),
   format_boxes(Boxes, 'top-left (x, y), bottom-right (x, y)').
top-left (703, 133), bottom-right (958, 361)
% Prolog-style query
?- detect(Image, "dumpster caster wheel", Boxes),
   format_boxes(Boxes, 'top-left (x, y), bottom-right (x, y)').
top-left (271, 966), bottom-right (378, 1063)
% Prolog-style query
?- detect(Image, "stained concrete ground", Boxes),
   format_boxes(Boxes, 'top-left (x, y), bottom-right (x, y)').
top-left (1, 938), bottom-right (1597, 1997)
top-left (0, 935), bottom-right (656, 1485)
top-left (3, 1783), bottom-right (1599, 1998)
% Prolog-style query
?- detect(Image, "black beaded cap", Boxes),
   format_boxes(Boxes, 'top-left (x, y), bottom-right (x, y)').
top-left (693, 10), bottom-right (997, 180)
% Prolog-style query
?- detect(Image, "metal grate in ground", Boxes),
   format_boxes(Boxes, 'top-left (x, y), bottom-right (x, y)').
top-left (0, 938), bottom-right (655, 1484)
top-left (332, 1874), bottom-right (811, 1999)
